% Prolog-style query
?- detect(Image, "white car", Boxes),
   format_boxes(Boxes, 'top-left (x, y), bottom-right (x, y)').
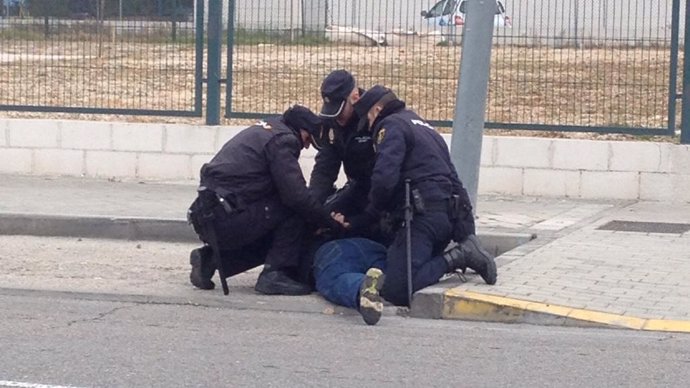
top-left (421, 0), bottom-right (512, 30)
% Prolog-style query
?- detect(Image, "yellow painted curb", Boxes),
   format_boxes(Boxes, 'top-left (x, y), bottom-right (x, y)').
top-left (443, 288), bottom-right (690, 333)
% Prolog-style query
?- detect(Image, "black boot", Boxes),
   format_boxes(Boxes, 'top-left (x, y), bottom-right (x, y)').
top-left (443, 235), bottom-right (497, 285)
top-left (189, 246), bottom-right (216, 290)
top-left (254, 269), bottom-right (311, 296)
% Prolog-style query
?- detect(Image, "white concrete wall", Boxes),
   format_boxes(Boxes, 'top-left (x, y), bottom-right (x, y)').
top-left (475, 135), bottom-right (690, 203)
top-left (1, 119), bottom-right (688, 202)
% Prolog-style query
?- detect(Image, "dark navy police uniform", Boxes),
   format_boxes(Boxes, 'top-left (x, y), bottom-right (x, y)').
top-left (312, 69), bottom-right (377, 223)
top-left (354, 87), bottom-right (475, 306)
top-left (309, 112), bottom-right (375, 217)
top-left (188, 107), bottom-right (343, 295)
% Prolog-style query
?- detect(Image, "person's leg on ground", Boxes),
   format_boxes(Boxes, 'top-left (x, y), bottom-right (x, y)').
top-left (313, 238), bottom-right (387, 324)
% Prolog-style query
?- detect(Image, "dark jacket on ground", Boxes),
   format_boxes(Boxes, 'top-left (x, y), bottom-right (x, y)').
top-left (200, 117), bottom-right (338, 230)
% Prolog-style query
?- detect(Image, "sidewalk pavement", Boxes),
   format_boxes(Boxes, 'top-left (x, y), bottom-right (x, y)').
top-left (1, 175), bottom-right (689, 332)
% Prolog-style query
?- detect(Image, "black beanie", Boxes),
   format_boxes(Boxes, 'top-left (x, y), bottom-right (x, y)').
top-left (283, 105), bottom-right (322, 137)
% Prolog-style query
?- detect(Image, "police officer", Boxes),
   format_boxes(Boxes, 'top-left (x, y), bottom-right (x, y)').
top-left (187, 105), bottom-right (345, 296)
top-left (310, 69), bottom-right (376, 226)
top-left (351, 85), bottom-right (498, 307)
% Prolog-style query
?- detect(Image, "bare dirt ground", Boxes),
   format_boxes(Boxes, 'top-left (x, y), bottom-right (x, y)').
top-left (0, 41), bottom-right (679, 142)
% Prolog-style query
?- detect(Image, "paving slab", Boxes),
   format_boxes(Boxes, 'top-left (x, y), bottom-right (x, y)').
top-left (421, 201), bottom-right (690, 333)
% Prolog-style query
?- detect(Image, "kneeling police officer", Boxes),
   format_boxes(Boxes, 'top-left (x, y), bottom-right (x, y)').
top-left (351, 85), bottom-right (498, 307)
top-left (187, 105), bottom-right (344, 296)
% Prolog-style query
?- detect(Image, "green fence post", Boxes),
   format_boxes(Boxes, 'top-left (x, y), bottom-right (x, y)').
top-left (194, 0), bottom-right (204, 116)
top-left (171, 0), bottom-right (179, 42)
top-left (682, 0), bottom-right (690, 144)
top-left (225, 0), bottom-right (236, 119)
top-left (206, 0), bottom-right (222, 125)
top-left (668, 0), bottom-right (680, 135)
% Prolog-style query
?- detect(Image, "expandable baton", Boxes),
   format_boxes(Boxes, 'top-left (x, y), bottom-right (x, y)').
top-left (204, 226), bottom-right (229, 296)
top-left (198, 187), bottom-right (230, 295)
top-left (404, 179), bottom-right (413, 306)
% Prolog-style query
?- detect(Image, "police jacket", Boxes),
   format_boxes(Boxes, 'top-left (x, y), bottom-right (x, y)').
top-left (309, 100), bottom-right (376, 203)
top-left (368, 100), bottom-right (470, 214)
top-left (200, 118), bottom-right (339, 229)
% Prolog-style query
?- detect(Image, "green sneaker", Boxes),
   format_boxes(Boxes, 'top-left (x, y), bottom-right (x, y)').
top-left (359, 268), bottom-right (385, 326)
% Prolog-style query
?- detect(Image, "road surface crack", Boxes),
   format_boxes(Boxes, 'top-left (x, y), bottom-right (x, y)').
top-left (66, 305), bottom-right (134, 327)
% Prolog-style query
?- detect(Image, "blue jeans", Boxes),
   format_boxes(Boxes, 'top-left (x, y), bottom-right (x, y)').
top-left (313, 238), bottom-right (387, 309)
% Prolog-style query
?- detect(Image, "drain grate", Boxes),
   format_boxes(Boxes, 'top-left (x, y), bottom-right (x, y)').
top-left (597, 220), bottom-right (690, 234)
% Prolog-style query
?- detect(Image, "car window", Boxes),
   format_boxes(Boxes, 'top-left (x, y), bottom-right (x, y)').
top-left (443, 0), bottom-right (458, 16)
top-left (459, 1), bottom-right (504, 15)
top-left (497, 1), bottom-right (505, 14)
top-left (426, 0), bottom-right (447, 18)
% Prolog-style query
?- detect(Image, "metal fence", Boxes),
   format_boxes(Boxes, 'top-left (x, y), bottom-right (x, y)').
top-left (0, 0), bottom-right (203, 116)
top-left (226, 0), bottom-right (682, 135)
top-left (0, 0), bottom-right (683, 135)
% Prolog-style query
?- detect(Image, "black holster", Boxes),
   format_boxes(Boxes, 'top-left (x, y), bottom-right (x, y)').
top-left (187, 186), bottom-right (230, 295)
top-left (450, 194), bottom-right (476, 243)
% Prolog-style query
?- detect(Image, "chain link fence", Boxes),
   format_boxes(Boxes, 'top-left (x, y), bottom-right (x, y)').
top-left (489, 0), bottom-right (680, 133)
top-left (227, 0), bottom-right (680, 134)
top-left (0, 0), bottom-right (682, 134)
top-left (0, 0), bottom-right (201, 116)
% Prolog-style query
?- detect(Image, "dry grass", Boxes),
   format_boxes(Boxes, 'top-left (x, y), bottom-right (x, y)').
top-left (0, 41), bottom-right (679, 140)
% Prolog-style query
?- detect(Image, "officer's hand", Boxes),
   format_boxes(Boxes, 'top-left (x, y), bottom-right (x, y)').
top-left (331, 212), bottom-right (351, 229)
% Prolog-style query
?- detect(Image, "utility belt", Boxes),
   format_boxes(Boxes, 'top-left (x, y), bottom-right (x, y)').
top-left (403, 188), bottom-right (476, 241)
top-left (187, 185), bottom-right (243, 236)
top-left (407, 188), bottom-right (456, 217)
top-left (194, 178), bottom-right (244, 213)
top-left (418, 199), bottom-right (451, 214)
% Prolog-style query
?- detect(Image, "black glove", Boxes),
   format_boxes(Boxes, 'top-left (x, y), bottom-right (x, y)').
top-left (326, 217), bottom-right (348, 236)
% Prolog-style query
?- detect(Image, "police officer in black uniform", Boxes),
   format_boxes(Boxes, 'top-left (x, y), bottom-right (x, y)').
top-left (310, 70), bottom-right (376, 227)
top-left (352, 85), bottom-right (497, 306)
top-left (187, 105), bottom-right (345, 296)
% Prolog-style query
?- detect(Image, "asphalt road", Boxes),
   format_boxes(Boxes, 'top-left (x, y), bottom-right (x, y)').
top-left (1, 291), bottom-right (689, 388)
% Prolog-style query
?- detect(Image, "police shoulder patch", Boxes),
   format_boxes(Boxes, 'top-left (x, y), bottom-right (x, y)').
top-left (377, 128), bottom-right (386, 145)
top-left (257, 120), bottom-right (272, 130)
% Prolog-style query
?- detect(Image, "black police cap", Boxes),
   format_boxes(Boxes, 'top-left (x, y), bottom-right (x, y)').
top-left (353, 85), bottom-right (396, 118)
top-left (320, 70), bottom-right (356, 118)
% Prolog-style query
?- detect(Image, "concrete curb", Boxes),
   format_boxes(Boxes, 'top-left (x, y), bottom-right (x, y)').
top-left (0, 213), bottom-right (198, 242)
top-left (0, 212), bottom-right (534, 253)
top-left (0, 286), bottom-right (403, 321)
top-left (434, 289), bottom-right (690, 333)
